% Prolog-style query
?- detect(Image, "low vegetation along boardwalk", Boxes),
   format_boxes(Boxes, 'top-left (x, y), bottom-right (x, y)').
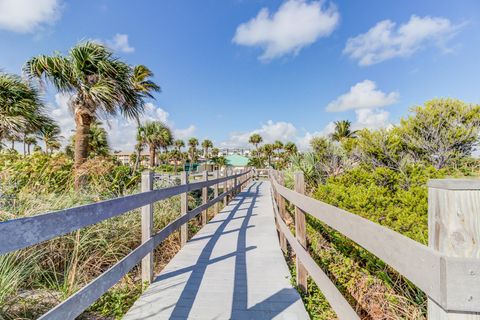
top-left (124, 181), bottom-right (309, 319)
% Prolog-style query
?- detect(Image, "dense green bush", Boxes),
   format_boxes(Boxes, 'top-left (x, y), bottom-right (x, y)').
top-left (314, 164), bottom-right (445, 244)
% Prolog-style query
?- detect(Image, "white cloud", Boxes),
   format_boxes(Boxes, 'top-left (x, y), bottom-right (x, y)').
top-left (344, 15), bottom-right (462, 66)
top-left (222, 120), bottom-right (297, 147)
top-left (0, 0), bottom-right (61, 33)
top-left (326, 80), bottom-right (399, 112)
top-left (221, 120), bottom-right (322, 151)
top-left (174, 125), bottom-right (196, 140)
top-left (47, 95), bottom-right (195, 151)
top-left (233, 0), bottom-right (339, 61)
top-left (220, 110), bottom-right (393, 152)
top-left (106, 33), bottom-right (135, 53)
top-left (352, 108), bottom-right (390, 131)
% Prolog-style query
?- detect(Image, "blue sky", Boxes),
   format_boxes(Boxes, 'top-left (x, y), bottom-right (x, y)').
top-left (1, 0), bottom-right (480, 151)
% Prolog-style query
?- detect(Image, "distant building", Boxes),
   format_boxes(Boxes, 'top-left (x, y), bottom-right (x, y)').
top-left (218, 148), bottom-right (250, 157)
top-left (225, 154), bottom-right (249, 168)
top-left (113, 151), bottom-right (150, 166)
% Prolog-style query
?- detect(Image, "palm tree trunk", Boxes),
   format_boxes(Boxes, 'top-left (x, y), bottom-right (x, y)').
top-left (23, 135), bottom-right (26, 155)
top-left (74, 110), bottom-right (92, 189)
top-left (149, 144), bottom-right (156, 168)
top-left (133, 145), bottom-right (141, 172)
top-left (27, 144), bottom-right (31, 155)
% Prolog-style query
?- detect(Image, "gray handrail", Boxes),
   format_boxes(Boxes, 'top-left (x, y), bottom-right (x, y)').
top-left (0, 171), bottom-right (248, 255)
top-left (269, 186), bottom-right (360, 320)
top-left (40, 180), bottom-right (246, 320)
top-left (269, 170), bottom-right (480, 314)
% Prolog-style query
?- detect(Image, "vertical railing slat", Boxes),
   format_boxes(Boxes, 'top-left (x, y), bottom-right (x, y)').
top-left (294, 171), bottom-right (307, 292)
top-left (214, 170), bottom-right (219, 215)
top-left (141, 170), bottom-right (154, 284)
top-left (180, 171), bottom-right (188, 247)
top-left (201, 170), bottom-right (208, 225)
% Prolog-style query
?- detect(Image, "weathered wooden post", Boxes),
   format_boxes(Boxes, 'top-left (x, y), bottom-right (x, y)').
top-left (180, 171), bottom-right (188, 247)
top-left (214, 170), bottom-right (219, 215)
top-left (294, 171), bottom-right (308, 292)
top-left (428, 179), bottom-right (480, 319)
top-left (201, 170), bottom-right (208, 226)
top-left (141, 170), bottom-right (154, 284)
top-left (278, 171), bottom-right (287, 253)
top-left (223, 168), bottom-right (228, 206)
top-left (234, 171), bottom-right (238, 196)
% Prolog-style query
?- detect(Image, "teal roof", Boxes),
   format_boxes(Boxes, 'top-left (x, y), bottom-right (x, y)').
top-left (226, 154), bottom-right (249, 167)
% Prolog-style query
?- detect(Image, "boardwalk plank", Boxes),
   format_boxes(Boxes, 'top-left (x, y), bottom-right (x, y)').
top-left (124, 181), bottom-right (309, 320)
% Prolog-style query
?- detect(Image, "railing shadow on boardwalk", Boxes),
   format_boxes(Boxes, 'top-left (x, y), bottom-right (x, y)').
top-left (129, 181), bottom-right (302, 319)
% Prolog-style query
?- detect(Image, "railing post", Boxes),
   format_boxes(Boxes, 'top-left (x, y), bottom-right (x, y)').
top-left (202, 170), bottom-right (208, 226)
top-left (214, 170), bottom-right (219, 215)
top-left (223, 168), bottom-right (228, 206)
top-left (294, 171), bottom-right (308, 293)
top-left (427, 179), bottom-right (480, 319)
top-left (180, 171), bottom-right (188, 247)
top-left (234, 173), bottom-right (238, 196)
top-left (278, 172), bottom-right (287, 253)
top-left (141, 170), bottom-right (154, 284)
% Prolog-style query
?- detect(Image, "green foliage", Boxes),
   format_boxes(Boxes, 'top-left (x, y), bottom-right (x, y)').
top-left (88, 282), bottom-right (144, 319)
top-left (0, 152), bottom-right (73, 195)
top-left (314, 164), bottom-right (445, 243)
top-left (0, 152), bottom-right (139, 198)
top-left (398, 98), bottom-right (480, 169)
top-left (66, 122), bottom-right (110, 158)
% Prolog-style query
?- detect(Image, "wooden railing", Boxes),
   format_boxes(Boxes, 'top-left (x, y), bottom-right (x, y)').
top-left (269, 169), bottom-right (480, 319)
top-left (0, 168), bottom-right (252, 320)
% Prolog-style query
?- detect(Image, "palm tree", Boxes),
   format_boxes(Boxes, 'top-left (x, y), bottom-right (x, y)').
top-left (331, 120), bottom-right (357, 142)
top-left (174, 139), bottom-right (185, 151)
top-left (188, 137), bottom-right (199, 162)
top-left (132, 65), bottom-right (160, 99)
top-left (157, 126), bottom-right (174, 163)
top-left (273, 140), bottom-right (283, 154)
top-left (284, 141), bottom-right (297, 155)
top-left (173, 139), bottom-right (185, 172)
top-left (211, 147), bottom-right (219, 157)
top-left (201, 139), bottom-right (213, 159)
top-left (38, 123), bottom-right (62, 154)
top-left (88, 122), bottom-right (110, 157)
top-left (0, 73), bottom-right (51, 149)
top-left (248, 133), bottom-right (263, 150)
top-left (140, 121), bottom-right (172, 168)
top-left (25, 41), bottom-right (142, 187)
top-left (262, 144), bottom-right (275, 167)
top-left (212, 156), bottom-right (228, 168)
top-left (133, 126), bottom-right (145, 170)
top-left (131, 65), bottom-right (160, 171)
top-left (24, 136), bottom-right (37, 155)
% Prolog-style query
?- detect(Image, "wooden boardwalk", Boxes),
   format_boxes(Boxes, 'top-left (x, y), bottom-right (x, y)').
top-left (124, 181), bottom-right (309, 320)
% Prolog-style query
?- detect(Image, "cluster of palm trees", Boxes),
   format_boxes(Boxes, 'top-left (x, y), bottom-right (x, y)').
top-left (132, 121), bottom-right (222, 172)
top-left (1, 40), bottom-right (362, 187)
top-left (247, 133), bottom-right (298, 168)
top-left (0, 41), bottom-right (170, 187)
top-left (0, 72), bottom-right (62, 155)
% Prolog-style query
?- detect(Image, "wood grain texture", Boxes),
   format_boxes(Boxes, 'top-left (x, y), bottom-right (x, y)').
top-left (428, 185), bottom-right (480, 318)
top-left (180, 171), bottom-right (188, 247)
top-left (141, 171), bottom-right (154, 284)
top-left (294, 171), bottom-right (308, 293)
